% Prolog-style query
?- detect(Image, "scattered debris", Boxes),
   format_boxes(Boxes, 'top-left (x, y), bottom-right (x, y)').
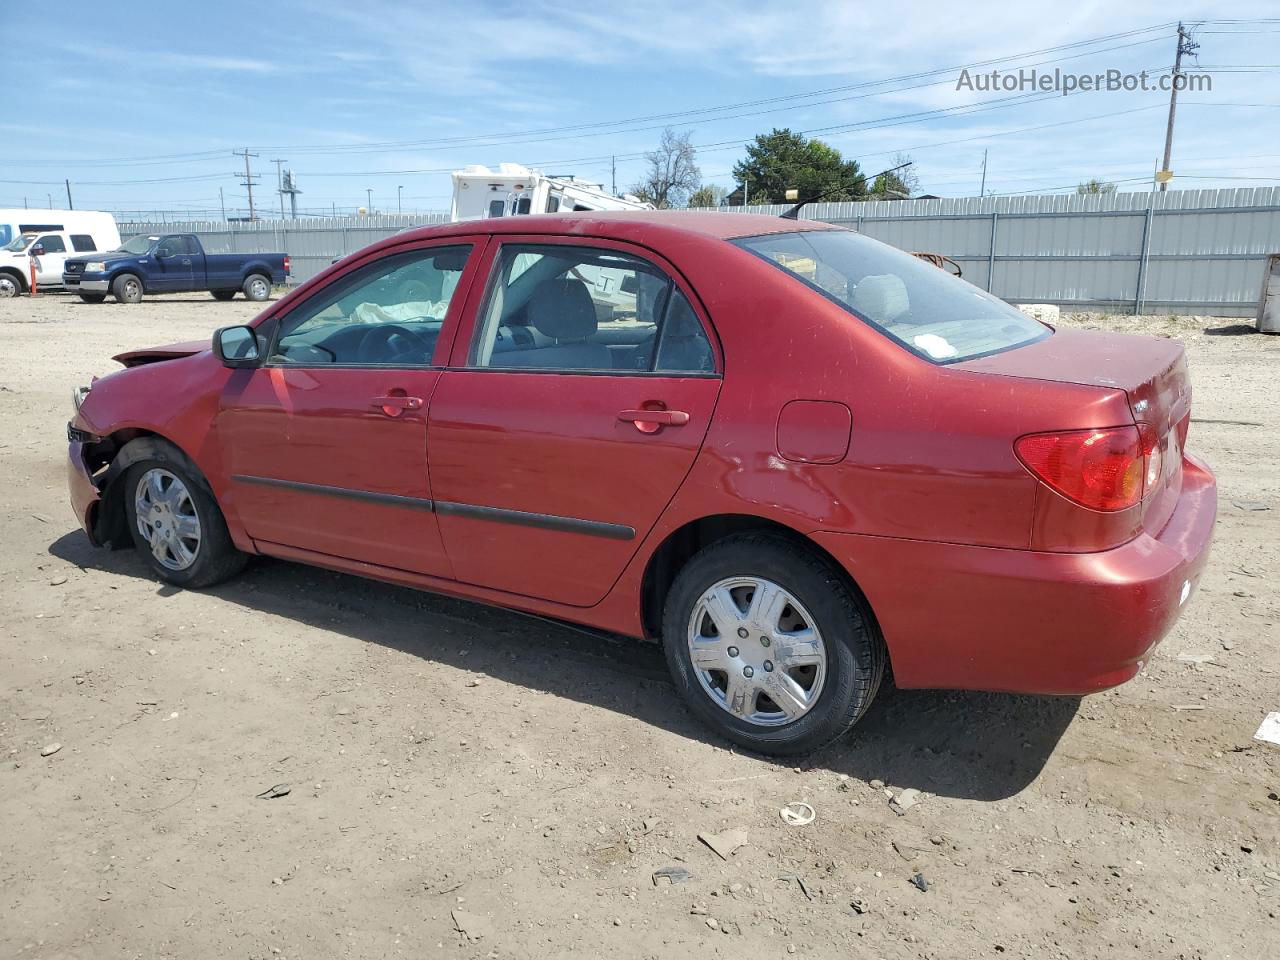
top-left (779, 802), bottom-right (815, 826)
top-left (651, 866), bottom-right (691, 886)
top-left (890, 788), bottom-right (922, 816)
top-left (850, 897), bottom-right (869, 915)
top-left (1254, 713), bottom-right (1280, 747)
top-left (776, 875), bottom-right (813, 901)
top-left (48, 575), bottom-right (67, 586)
top-left (256, 783), bottom-right (291, 800)
top-left (1176, 652), bottom-right (1216, 665)
top-left (466, 677), bottom-right (482, 687)
top-left (1172, 704), bottom-right (1207, 712)
top-left (40, 743), bottom-right (61, 757)
top-left (698, 828), bottom-right (749, 861)
top-left (910, 872), bottom-right (929, 892)
top-left (451, 908), bottom-right (491, 942)
top-left (1232, 501), bottom-right (1270, 511)
top-left (869, 778), bottom-right (885, 790)
top-left (892, 840), bottom-right (923, 861)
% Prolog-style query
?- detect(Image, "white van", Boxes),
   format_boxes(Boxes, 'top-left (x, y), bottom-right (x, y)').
top-left (0, 210), bottom-right (121, 297)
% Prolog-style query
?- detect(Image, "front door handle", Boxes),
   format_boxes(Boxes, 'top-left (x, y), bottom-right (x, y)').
top-left (372, 394), bottom-right (424, 417)
top-left (618, 408), bottom-right (690, 434)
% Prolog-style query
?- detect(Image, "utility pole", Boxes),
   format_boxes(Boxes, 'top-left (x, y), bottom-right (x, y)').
top-left (742, 177), bottom-right (749, 207)
top-left (980, 149), bottom-right (988, 198)
top-left (611, 156), bottom-right (616, 195)
top-left (398, 184), bottom-right (404, 213)
top-left (365, 188), bottom-right (373, 213)
top-left (47, 193), bottom-right (52, 209)
top-left (64, 179), bottom-right (74, 209)
top-left (233, 148), bottom-right (261, 220)
top-left (1159, 22), bottom-right (1198, 192)
top-left (282, 170), bottom-right (301, 219)
top-left (271, 158), bottom-right (287, 218)
top-left (219, 187), bottom-right (226, 221)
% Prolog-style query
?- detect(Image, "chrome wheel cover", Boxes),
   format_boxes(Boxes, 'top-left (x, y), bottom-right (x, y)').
top-left (0, 275), bottom-right (17, 297)
top-left (248, 277), bottom-right (268, 299)
top-left (135, 468), bottom-right (201, 571)
top-left (687, 577), bottom-right (827, 727)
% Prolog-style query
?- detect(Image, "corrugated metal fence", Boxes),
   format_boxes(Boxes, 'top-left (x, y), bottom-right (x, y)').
top-left (121, 187), bottom-right (1280, 316)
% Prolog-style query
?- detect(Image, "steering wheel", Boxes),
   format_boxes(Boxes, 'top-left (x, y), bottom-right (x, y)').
top-left (355, 324), bottom-right (435, 364)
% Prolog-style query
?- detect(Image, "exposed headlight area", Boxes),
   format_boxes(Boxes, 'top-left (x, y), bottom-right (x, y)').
top-left (83, 261), bottom-right (108, 273)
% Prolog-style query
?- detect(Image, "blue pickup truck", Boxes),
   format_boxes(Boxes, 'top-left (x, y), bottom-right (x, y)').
top-left (63, 233), bottom-right (290, 304)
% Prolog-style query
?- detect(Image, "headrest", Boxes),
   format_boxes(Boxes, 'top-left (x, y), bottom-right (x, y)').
top-left (850, 274), bottom-right (910, 325)
top-left (528, 278), bottom-right (597, 340)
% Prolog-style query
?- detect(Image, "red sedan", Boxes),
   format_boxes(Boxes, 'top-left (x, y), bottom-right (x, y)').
top-left (66, 212), bottom-right (1216, 755)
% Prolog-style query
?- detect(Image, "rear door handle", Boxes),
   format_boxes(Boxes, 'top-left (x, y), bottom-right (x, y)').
top-left (618, 409), bottom-right (690, 433)
top-left (372, 395), bottom-right (424, 417)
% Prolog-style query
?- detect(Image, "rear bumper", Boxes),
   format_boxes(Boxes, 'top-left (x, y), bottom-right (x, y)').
top-left (813, 453), bottom-right (1217, 696)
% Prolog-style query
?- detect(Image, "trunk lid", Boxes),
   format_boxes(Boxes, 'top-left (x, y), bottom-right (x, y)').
top-left (957, 327), bottom-right (1192, 539)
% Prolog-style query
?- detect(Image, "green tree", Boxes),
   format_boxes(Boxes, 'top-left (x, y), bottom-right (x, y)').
top-left (729, 128), bottom-right (867, 205)
top-left (687, 184), bottom-right (728, 208)
top-left (1076, 178), bottom-right (1117, 195)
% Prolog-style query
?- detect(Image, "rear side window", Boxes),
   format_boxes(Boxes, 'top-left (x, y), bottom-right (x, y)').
top-left (37, 234), bottom-right (67, 253)
top-left (70, 234), bottom-right (96, 252)
top-left (468, 243), bottom-right (715, 374)
top-left (734, 230), bottom-right (1049, 363)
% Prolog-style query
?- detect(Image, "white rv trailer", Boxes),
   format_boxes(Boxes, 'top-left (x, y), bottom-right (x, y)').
top-left (450, 163), bottom-right (652, 221)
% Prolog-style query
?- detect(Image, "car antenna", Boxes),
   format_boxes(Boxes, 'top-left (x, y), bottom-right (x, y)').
top-left (780, 161), bottom-right (914, 220)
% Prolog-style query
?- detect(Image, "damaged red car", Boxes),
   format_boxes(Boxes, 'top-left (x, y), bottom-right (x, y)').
top-left (67, 212), bottom-right (1216, 754)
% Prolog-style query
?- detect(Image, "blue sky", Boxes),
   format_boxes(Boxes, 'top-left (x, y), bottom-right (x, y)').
top-left (3, 1), bottom-right (1278, 217)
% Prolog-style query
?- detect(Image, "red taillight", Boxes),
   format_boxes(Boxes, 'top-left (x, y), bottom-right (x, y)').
top-left (283, 255), bottom-right (291, 275)
top-left (1015, 426), bottom-right (1146, 512)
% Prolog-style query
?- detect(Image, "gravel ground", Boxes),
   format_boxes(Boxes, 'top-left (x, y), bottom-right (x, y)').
top-left (1, 292), bottom-right (1278, 960)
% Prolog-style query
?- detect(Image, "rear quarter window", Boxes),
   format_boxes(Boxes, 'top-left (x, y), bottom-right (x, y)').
top-left (734, 230), bottom-right (1049, 363)
top-left (70, 234), bottom-right (96, 252)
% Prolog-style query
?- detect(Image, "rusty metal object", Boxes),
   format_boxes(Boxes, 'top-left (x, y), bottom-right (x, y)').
top-left (911, 252), bottom-right (962, 278)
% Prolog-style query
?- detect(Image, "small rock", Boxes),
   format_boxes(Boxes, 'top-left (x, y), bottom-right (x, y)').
top-left (689, 904), bottom-right (708, 916)
top-left (890, 788), bottom-right (921, 815)
top-left (705, 918), bottom-right (718, 930)
top-left (652, 866), bottom-right (691, 886)
top-left (869, 779), bottom-right (885, 790)
top-left (698, 828), bottom-right (749, 861)
top-left (40, 743), bottom-right (62, 757)
top-left (850, 897), bottom-right (869, 914)
top-left (49, 575), bottom-right (67, 586)
top-left (256, 783), bottom-right (291, 800)
top-left (910, 872), bottom-right (929, 893)
top-left (466, 678), bottom-right (482, 687)
top-left (1233, 501), bottom-right (1270, 512)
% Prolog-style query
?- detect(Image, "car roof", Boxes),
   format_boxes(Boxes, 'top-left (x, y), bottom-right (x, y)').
top-left (392, 210), bottom-right (842, 245)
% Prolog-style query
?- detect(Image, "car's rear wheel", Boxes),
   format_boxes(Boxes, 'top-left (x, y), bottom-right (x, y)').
top-left (123, 450), bottom-right (247, 588)
top-left (211, 290), bottom-right (236, 301)
top-left (242, 274), bottom-right (271, 302)
top-left (0, 273), bottom-right (22, 298)
top-left (112, 273), bottom-right (143, 304)
top-left (79, 293), bottom-right (107, 304)
top-left (662, 533), bottom-right (884, 756)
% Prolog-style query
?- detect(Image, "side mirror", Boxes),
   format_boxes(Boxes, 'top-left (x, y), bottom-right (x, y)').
top-left (30, 245), bottom-right (45, 257)
top-left (213, 325), bottom-right (262, 367)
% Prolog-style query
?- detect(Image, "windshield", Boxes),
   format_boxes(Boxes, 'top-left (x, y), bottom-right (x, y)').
top-left (734, 230), bottom-right (1050, 363)
top-left (117, 235), bottom-right (159, 255)
top-left (3, 233), bottom-right (36, 253)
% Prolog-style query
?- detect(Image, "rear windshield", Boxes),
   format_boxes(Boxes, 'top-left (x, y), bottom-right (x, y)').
top-left (733, 230), bottom-right (1049, 363)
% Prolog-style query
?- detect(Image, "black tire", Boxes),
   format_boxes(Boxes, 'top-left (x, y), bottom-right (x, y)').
top-left (661, 533), bottom-right (884, 756)
top-left (242, 274), bottom-right (271, 302)
top-left (121, 442), bottom-right (247, 588)
top-left (79, 293), bottom-right (107, 304)
top-left (211, 290), bottom-right (236, 301)
top-left (112, 273), bottom-right (143, 304)
top-left (0, 271), bottom-right (24, 298)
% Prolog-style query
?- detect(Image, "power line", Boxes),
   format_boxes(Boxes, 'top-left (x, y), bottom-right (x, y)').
top-left (233, 148), bottom-right (260, 220)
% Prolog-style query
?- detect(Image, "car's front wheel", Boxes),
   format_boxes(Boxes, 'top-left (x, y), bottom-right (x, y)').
top-left (123, 450), bottom-right (247, 588)
top-left (662, 534), bottom-right (884, 756)
top-left (112, 273), bottom-right (143, 304)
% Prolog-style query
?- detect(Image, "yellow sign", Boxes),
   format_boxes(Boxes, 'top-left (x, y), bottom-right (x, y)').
top-left (784, 188), bottom-right (800, 201)
top-left (1155, 170), bottom-right (1174, 183)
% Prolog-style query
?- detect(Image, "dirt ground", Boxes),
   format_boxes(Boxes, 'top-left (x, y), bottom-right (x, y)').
top-left (1, 292), bottom-right (1277, 960)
